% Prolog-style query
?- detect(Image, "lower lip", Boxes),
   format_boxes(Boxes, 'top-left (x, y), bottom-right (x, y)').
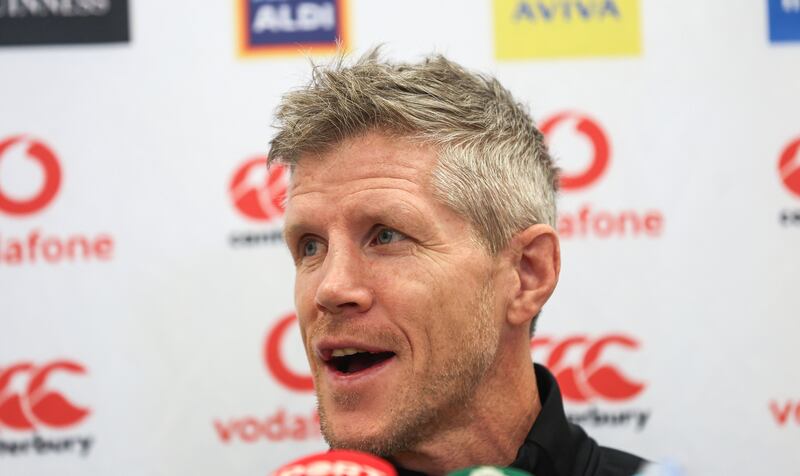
top-left (323, 355), bottom-right (398, 386)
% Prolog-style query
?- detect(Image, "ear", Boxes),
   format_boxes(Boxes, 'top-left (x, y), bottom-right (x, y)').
top-left (506, 224), bottom-right (561, 328)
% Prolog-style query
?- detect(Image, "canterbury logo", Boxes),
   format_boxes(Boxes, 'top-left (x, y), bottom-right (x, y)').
top-left (531, 335), bottom-right (645, 402)
top-left (0, 360), bottom-right (90, 430)
top-left (229, 158), bottom-right (288, 222)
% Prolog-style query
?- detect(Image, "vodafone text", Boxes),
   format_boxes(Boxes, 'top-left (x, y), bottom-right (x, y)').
top-left (0, 229), bottom-right (113, 265)
top-left (769, 399), bottom-right (800, 426)
top-left (213, 408), bottom-right (321, 443)
top-left (558, 205), bottom-right (663, 239)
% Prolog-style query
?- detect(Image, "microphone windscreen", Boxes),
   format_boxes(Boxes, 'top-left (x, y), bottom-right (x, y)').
top-left (447, 467), bottom-right (534, 476)
top-left (271, 449), bottom-right (398, 476)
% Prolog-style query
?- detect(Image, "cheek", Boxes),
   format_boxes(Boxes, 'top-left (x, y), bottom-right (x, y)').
top-left (294, 271), bottom-right (319, 311)
top-left (396, 270), bottom-right (463, 357)
top-left (428, 273), bottom-right (491, 338)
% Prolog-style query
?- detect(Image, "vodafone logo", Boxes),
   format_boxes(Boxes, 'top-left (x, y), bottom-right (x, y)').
top-left (212, 313), bottom-right (319, 444)
top-left (540, 112), bottom-right (610, 191)
top-left (264, 313), bottom-right (314, 392)
top-left (0, 135), bottom-right (62, 216)
top-left (0, 136), bottom-right (115, 266)
top-left (545, 113), bottom-right (665, 239)
top-left (778, 136), bottom-right (800, 198)
top-left (532, 334), bottom-right (645, 403)
top-left (229, 157), bottom-right (288, 221)
top-left (0, 360), bottom-right (89, 431)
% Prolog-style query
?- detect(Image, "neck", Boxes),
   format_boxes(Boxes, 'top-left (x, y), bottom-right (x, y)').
top-left (391, 332), bottom-right (541, 475)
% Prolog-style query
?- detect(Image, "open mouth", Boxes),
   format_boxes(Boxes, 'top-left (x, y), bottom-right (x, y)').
top-left (321, 348), bottom-right (396, 375)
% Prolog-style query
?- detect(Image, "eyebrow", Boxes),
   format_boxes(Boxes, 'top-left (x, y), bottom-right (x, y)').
top-left (283, 202), bottom-right (433, 245)
top-left (282, 220), bottom-right (307, 246)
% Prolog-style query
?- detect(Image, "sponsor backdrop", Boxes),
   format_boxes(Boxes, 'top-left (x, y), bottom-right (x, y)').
top-left (1, 0), bottom-right (798, 474)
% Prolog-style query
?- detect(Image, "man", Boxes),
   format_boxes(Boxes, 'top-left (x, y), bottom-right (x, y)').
top-left (268, 50), bottom-right (646, 475)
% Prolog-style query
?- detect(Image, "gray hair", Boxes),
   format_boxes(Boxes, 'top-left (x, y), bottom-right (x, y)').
top-left (268, 48), bottom-right (558, 255)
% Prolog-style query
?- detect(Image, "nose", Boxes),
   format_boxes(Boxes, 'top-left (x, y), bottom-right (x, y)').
top-left (314, 245), bottom-right (374, 315)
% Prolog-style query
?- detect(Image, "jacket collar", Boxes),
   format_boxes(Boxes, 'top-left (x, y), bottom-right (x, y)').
top-left (509, 363), bottom-right (580, 476)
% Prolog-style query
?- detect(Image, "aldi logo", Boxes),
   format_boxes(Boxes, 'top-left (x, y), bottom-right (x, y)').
top-left (494, 0), bottom-right (641, 59)
top-left (237, 0), bottom-right (348, 57)
top-left (769, 0), bottom-right (800, 43)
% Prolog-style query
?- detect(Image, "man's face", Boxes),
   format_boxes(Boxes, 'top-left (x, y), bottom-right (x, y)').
top-left (283, 132), bottom-right (506, 456)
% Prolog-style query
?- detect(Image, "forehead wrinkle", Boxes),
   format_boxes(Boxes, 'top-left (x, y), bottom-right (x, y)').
top-left (289, 170), bottom-right (425, 199)
top-left (346, 196), bottom-right (430, 230)
top-left (285, 133), bottom-right (445, 243)
top-left (285, 185), bottom-right (435, 241)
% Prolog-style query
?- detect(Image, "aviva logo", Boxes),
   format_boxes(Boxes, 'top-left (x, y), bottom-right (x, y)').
top-left (494, 0), bottom-right (641, 59)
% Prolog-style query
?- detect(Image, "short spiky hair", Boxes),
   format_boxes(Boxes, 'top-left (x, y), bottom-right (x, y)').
top-left (268, 48), bottom-right (557, 255)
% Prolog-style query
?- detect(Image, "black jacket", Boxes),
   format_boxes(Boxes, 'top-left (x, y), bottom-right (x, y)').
top-left (395, 364), bottom-right (646, 476)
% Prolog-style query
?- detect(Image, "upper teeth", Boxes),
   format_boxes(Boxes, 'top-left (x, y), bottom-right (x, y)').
top-left (331, 348), bottom-right (366, 357)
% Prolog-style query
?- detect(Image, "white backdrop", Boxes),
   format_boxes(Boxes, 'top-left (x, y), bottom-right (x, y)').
top-left (1, 1), bottom-right (799, 475)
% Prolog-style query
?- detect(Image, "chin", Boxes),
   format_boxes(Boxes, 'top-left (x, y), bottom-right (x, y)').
top-left (323, 419), bottom-right (391, 455)
top-left (321, 405), bottom-right (427, 459)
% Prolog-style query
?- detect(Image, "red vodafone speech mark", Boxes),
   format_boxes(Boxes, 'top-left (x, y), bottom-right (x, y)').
top-left (0, 360), bottom-right (90, 430)
top-left (0, 135), bottom-right (62, 216)
top-left (531, 334), bottom-right (644, 402)
top-left (778, 137), bottom-right (800, 198)
top-left (229, 158), bottom-right (287, 221)
top-left (264, 313), bottom-right (314, 392)
top-left (540, 112), bottom-right (610, 191)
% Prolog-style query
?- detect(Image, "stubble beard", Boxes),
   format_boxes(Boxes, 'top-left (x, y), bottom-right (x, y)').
top-left (317, 281), bottom-right (500, 458)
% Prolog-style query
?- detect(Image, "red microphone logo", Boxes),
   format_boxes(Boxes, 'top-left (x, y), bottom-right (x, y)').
top-left (229, 157), bottom-right (288, 221)
top-left (0, 135), bottom-right (62, 216)
top-left (272, 449), bottom-right (398, 476)
top-left (532, 335), bottom-right (645, 402)
top-left (540, 112), bottom-right (610, 191)
top-left (778, 136), bottom-right (800, 198)
top-left (264, 313), bottom-right (314, 392)
top-left (0, 360), bottom-right (90, 431)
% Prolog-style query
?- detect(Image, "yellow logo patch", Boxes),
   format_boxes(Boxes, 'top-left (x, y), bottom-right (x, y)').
top-left (494, 0), bottom-right (641, 59)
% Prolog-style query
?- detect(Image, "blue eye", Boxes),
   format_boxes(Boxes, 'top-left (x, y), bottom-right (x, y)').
top-left (375, 228), bottom-right (406, 245)
top-left (303, 240), bottom-right (319, 256)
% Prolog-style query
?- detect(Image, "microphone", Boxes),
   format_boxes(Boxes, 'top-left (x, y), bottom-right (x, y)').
top-left (271, 449), bottom-right (398, 476)
top-left (447, 467), bottom-right (534, 476)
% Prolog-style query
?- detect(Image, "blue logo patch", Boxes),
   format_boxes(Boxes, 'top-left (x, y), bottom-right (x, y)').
top-left (768, 0), bottom-right (800, 43)
top-left (239, 0), bottom-right (345, 55)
